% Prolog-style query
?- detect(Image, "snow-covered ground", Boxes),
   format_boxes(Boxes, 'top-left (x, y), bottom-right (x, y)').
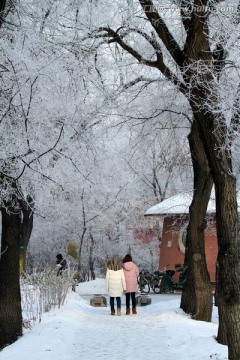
top-left (0, 279), bottom-right (228, 360)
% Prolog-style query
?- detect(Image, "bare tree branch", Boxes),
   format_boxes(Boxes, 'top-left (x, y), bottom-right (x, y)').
top-left (139, 0), bottom-right (185, 67)
top-left (14, 125), bottom-right (64, 180)
top-left (96, 26), bottom-right (188, 95)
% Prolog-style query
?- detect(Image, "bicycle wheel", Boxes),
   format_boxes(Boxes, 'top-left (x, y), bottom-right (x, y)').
top-left (139, 277), bottom-right (150, 294)
top-left (159, 276), bottom-right (170, 294)
top-left (152, 278), bottom-right (161, 294)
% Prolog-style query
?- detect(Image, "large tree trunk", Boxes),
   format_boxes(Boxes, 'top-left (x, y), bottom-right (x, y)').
top-left (180, 121), bottom-right (213, 321)
top-left (196, 111), bottom-right (240, 358)
top-left (183, 9), bottom-right (240, 345)
top-left (19, 195), bottom-right (34, 274)
top-left (215, 179), bottom-right (239, 349)
top-left (181, 1), bottom-right (240, 349)
top-left (0, 205), bottom-right (22, 348)
top-left (0, 2), bottom-right (23, 347)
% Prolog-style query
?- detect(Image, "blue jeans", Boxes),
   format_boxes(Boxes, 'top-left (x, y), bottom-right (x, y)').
top-left (110, 297), bottom-right (121, 310)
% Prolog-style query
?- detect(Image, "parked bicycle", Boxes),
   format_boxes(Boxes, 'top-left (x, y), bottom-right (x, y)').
top-left (159, 264), bottom-right (187, 293)
top-left (150, 271), bottom-right (165, 294)
top-left (138, 270), bottom-right (150, 294)
top-left (138, 268), bottom-right (169, 294)
top-left (151, 265), bottom-right (170, 294)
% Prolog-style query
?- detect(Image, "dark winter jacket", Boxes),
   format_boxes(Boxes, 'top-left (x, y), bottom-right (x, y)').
top-left (56, 258), bottom-right (67, 276)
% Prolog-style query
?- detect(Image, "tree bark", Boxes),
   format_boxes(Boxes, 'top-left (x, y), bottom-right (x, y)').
top-left (0, 0), bottom-right (6, 28)
top-left (0, 205), bottom-right (22, 348)
top-left (19, 195), bottom-right (34, 274)
top-left (180, 121), bottom-right (213, 321)
top-left (88, 232), bottom-right (96, 280)
top-left (195, 111), bottom-right (240, 357)
top-left (0, 1), bottom-right (24, 346)
top-left (182, 5), bottom-right (240, 350)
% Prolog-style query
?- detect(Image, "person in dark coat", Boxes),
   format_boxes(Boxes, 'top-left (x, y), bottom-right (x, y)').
top-left (56, 254), bottom-right (67, 276)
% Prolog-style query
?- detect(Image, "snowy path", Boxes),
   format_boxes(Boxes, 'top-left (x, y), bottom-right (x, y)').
top-left (0, 279), bottom-right (228, 360)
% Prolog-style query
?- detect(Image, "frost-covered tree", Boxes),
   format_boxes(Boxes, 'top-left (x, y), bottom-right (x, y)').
top-left (2, 0), bottom-right (231, 350)
top-left (76, 1), bottom-right (240, 357)
top-left (0, 0), bottom-right (100, 346)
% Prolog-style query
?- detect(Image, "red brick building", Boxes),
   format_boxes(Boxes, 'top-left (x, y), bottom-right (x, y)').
top-left (145, 192), bottom-right (218, 282)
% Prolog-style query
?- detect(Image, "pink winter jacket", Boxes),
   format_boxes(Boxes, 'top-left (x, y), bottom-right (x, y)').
top-left (122, 261), bottom-right (139, 293)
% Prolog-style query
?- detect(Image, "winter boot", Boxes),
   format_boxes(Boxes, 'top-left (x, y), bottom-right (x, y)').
top-left (117, 308), bottom-right (121, 316)
top-left (126, 308), bottom-right (130, 315)
top-left (132, 307), bottom-right (137, 315)
top-left (111, 309), bottom-right (115, 315)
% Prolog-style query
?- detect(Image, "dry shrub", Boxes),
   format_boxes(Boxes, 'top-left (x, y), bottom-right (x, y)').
top-left (20, 269), bottom-right (73, 327)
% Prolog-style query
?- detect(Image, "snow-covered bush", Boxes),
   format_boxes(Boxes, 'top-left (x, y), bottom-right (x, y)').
top-left (20, 269), bottom-right (73, 327)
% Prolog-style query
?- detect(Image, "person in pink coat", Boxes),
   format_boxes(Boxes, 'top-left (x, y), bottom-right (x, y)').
top-left (122, 254), bottom-right (139, 315)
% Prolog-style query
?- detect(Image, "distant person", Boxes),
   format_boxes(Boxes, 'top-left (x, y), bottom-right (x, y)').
top-left (56, 254), bottom-right (67, 276)
top-left (122, 254), bottom-right (139, 315)
top-left (105, 258), bottom-right (126, 316)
